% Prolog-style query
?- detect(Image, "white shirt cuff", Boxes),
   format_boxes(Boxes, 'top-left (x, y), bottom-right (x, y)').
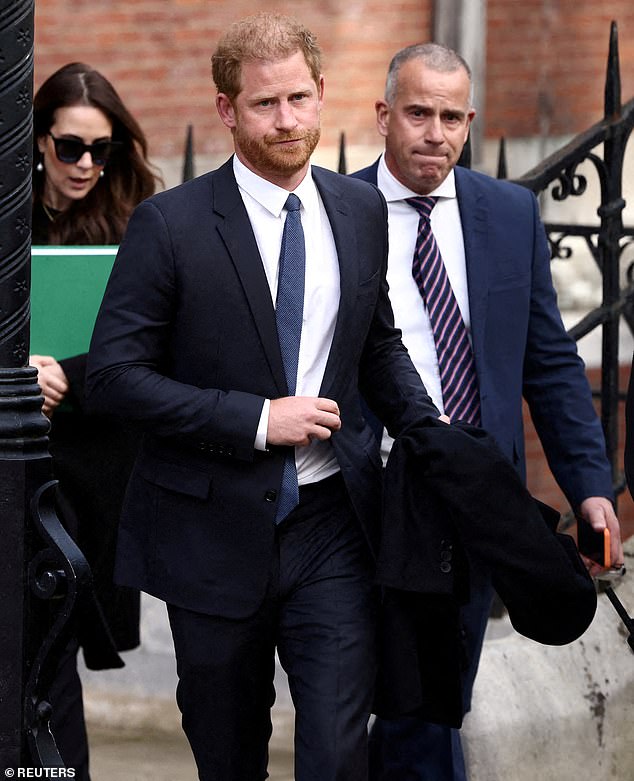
top-left (255, 398), bottom-right (270, 451)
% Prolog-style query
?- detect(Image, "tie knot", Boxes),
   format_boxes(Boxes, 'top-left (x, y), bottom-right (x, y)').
top-left (406, 196), bottom-right (437, 220)
top-left (285, 193), bottom-right (302, 212)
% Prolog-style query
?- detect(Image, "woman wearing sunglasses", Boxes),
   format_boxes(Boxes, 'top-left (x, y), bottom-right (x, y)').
top-left (30, 62), bottom-right (161, 779)
top-left (32, 61), bottom-right (158, 244)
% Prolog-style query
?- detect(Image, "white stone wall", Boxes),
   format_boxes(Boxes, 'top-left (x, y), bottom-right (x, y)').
top-left (463, 546), bottom-right (634, 780)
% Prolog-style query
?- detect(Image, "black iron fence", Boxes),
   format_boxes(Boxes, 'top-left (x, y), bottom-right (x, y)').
top-left (509, 21), bottom-right (634, 509)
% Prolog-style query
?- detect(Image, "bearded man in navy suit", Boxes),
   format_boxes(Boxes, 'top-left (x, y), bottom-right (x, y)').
top-left (86, 14), bottom-right (441, 781)
top-left (353, 42), bottom-right (624, 781)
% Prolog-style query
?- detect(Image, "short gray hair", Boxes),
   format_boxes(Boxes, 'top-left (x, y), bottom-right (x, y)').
top-left (385, 42), bottom-right (473, 105)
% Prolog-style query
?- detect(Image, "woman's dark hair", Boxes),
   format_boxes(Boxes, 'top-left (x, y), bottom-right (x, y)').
top-left (33, 62), bottom-right (162, 244)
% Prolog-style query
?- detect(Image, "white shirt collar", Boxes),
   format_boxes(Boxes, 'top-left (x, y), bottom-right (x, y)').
top-left (233, 154), bottom-right (318, 217)
top-left (377, 152), bottom-right (456, 203)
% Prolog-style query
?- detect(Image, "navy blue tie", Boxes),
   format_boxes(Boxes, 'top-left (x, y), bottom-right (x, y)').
top-left (274, 193), bottom-right (305, 523)
top-left (406, 196), bottom-right (481, 425)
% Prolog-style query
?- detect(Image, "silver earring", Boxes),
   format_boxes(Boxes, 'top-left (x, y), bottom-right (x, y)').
top-left (36, 161), bottom-right (44, 172)
top-left (99, 169), bottom-right (105, 178)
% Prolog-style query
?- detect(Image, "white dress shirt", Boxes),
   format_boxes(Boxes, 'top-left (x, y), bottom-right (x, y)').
top-left (376, 153), bottom-right (473, 462)
top-left (234, 155), bottom-right (340, 484)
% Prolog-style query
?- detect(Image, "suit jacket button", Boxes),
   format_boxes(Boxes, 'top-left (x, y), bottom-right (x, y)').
top-left (440, 562), bottom-right (452, 574)
top-left (264, 490), bottom-right (278, 502)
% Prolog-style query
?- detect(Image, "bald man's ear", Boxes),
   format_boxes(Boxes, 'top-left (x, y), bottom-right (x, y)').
top-left (464, 107), bottom-right (476, 143)
top-left (376, 99), bottom-right (390, 138)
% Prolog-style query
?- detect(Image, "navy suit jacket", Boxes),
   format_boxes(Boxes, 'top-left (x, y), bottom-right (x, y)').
top-left (86, 157), bottom-right (437, 619)
top-left (353, 160), bottom-right (613, 508)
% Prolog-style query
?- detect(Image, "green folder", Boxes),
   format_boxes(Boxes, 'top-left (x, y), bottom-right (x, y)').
top-left (30, 246), bottom-right (117, 360)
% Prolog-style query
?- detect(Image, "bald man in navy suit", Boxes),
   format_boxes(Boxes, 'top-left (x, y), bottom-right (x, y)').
top-left (353, 42), bottom-right (624, 781)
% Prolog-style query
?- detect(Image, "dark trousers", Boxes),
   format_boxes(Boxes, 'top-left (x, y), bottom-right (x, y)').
top-left (167, 474), bottom-right (377, 781)
top-left (368, 572), bottom-right (494, 781)
top-left (48, 638), bottom-right (91, 780)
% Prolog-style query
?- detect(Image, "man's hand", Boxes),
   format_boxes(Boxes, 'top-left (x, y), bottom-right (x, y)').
top-left (267, 397), bottom-right (342, 447)
top-left (578, 496), bottom-right (624, 576)
top-left (30, 354), bottom-right (69, 417)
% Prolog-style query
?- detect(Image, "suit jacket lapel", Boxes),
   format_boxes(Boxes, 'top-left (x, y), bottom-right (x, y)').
top-left (213, 159), bottom-right (287, 395)
top-left (312, 167), bottom-right (358, 398)
top-left (455, 167), bottom-right (489, 377)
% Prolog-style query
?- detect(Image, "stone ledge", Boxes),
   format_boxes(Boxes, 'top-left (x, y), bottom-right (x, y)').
top-left (463, 538), bottom-right (634, 780)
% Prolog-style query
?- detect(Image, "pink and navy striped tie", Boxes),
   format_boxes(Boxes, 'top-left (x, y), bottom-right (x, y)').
top-left (406, 196), bottom-right (481, 425)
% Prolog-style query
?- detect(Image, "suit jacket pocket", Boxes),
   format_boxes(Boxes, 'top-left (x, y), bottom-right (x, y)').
top-left (137, 456), bottom-right (213, 500)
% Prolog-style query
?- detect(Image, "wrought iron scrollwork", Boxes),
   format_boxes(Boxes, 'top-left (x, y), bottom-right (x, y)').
top-left (547, 232), bottom-right (575, 261)
top-left (550, 163), bottom-right (588, 201)
top-left (24, 480), bottom-right (92, 768)
top-left (625, 246), bottom-right (634, 287)
top-left (513, 21), bottom-right (634, 491)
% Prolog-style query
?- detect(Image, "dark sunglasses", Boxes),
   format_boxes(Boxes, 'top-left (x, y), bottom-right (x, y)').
top-left (48, 132), bottom-right (122, 166)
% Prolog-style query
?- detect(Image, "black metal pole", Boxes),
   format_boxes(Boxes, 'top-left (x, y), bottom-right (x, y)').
top-left (1, 0), bottom-right (91, 768)
top-left (604, 587), bottom-right (634, 652)
top-left (598, 21), bottom-right (625, 489)
top-left (337, 131), bottom-right (347, 175)
top-left (0, 0), bottom-right (39, 767)
top-left (182, 123), bottom-right (194, 183)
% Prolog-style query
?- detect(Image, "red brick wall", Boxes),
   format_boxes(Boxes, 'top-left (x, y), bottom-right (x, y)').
top-left (486, 0), bottom-right (634, 138)
top-left (33, 1), bottom-right (634, 159)
top-left (33, 0), bottom-right (433, 158)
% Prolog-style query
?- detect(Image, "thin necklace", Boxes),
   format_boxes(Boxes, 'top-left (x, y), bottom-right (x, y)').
top-left (41, 202), bottom-right (59, 222)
